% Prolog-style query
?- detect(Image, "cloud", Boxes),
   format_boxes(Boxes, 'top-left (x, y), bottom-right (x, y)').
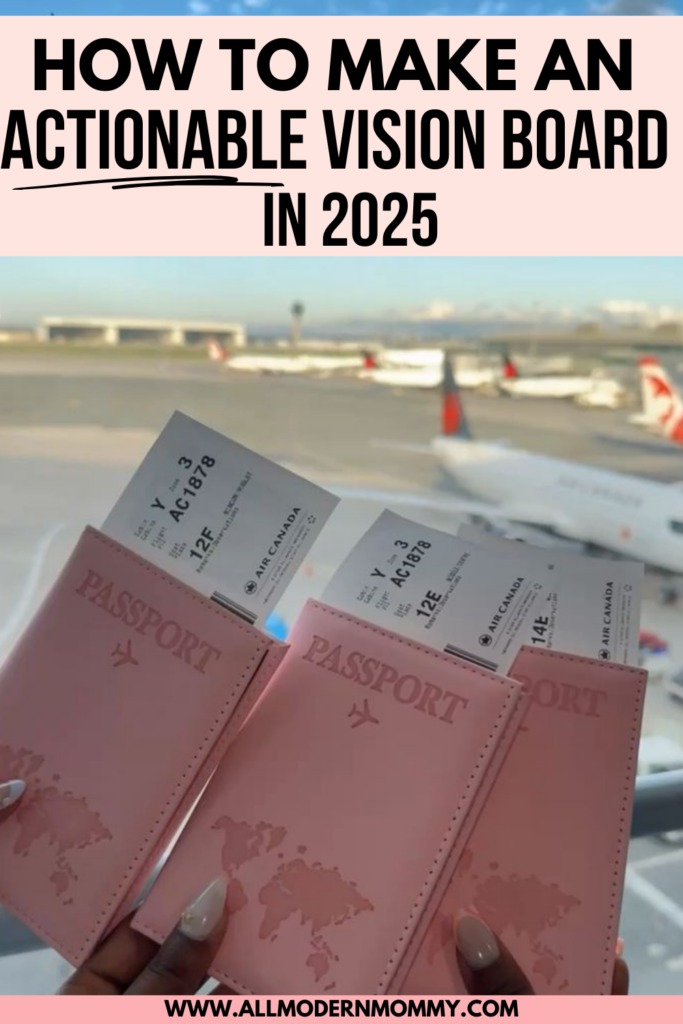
top-left (187, 0), bottom-right (211, 11)
top-left (407, 301), bottom-right (458, 322)
top-left (475, 0), bottom-right (508, 12)
top-left (229, 0), bottom-right (269, 11)
top-left (596, 299), bottom-right (683, 326)
top-left (601, 299), bottom-right (650, 317)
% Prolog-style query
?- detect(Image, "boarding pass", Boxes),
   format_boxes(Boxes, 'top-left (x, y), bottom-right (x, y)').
top-left (323, 510), bottom-right (552, 674)
top-left (103, 411), bottom-right (339, 624)
top-left (458, 524), bottom-right (643, 666)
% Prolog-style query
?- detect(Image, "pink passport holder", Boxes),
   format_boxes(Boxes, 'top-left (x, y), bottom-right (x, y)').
top-left (134, 598), bottom-right (527, 995)
top-left (0, 526), bottom-right (287, 966)
top-left (402, 646), bottom-right (646, 996)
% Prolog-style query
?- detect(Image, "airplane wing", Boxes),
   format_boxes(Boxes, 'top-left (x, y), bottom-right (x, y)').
top-left (328, 484), bottom-right (574, 535)
top-left (329, 484), bottom-right (500, 517)
top-left (369, 438), bottom-right (512, 454)
top-left (369, 440), bottom-right (435, 455)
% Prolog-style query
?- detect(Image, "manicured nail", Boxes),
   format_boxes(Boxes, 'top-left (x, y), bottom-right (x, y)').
top-left (615, 937), bottom-right (625, 957)
top-left (179, 877), bottom-right (227, 941)
top-left (454, 912), bottom-right (500, 970)
top-left (0, 780), bottom-right (25, 812)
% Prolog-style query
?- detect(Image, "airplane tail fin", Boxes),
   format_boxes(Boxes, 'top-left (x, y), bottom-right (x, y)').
top-left (502, 349), bottom-right (519, 380)
top-left (442, 353), bottom-right (471, 438)
top-left (207, 339), bottom-right (223, 362)
top-left (638, 356), bottom-right (683, 437)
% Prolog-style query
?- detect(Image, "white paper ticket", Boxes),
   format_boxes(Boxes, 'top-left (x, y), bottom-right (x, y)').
top-left (103, 411), bottom-right (339, 624)
top-left (323, 510), bottom-right (551, 674)
top-left (458, 524), bottom-right (643, 666)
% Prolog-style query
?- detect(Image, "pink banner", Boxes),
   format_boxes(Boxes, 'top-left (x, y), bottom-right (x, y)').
top-left (1, 995), bottom-right (682, 1017)
top-left (0, 16), bottom-right (680, 255)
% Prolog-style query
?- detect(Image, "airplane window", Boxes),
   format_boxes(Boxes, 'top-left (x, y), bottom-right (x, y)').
top-left (0, 257), bottom-right (682, 997)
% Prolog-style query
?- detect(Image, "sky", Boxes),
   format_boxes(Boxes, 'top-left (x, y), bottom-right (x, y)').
top-left (0, 256), bottom-right (681, 326)
top-left (0, 1), bottom-right (677, 17)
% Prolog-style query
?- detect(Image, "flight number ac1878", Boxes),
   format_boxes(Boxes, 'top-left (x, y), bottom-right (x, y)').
top-left (370, 539), bottom-right (433, 589)
top-left (150, 454), bottom-right (216, 524)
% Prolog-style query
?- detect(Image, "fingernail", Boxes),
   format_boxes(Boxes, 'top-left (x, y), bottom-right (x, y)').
top-left (179, 877), bottom-right (227, 941)
top-left (615, 937), bottom-right (625, 957)
top-left (454, 912), bottom-right (500, 970)
top-left (0, 780), bottom-right (25, 812)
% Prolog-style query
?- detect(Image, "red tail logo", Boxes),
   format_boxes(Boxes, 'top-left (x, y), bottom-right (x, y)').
top-left (646, 374), bottom-right (673, 402)
top-left (442, 392), bottom-right (462, 435)
top-left (207, 339), bottom-right (228, 363)
top-left (639, 357), bottom-right (676, 425)
top-left (638, 357), bottom-right (683, 442)
top-left (502, 355), bottom-right (518, 380)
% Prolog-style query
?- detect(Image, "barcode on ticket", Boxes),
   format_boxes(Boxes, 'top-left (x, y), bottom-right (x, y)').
top-left (443, 644), bottom-right (498, 672)
top-left (210, 591), bottom-right (258, 626)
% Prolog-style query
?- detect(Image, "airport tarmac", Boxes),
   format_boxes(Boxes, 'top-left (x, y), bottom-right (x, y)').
top-left (0, 350), bottom-right (681, 994)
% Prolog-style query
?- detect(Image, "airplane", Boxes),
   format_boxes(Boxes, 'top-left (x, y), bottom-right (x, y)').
top-left (224, 351), bottom-right (365, 376)
top-left (356, 346), bottom-right (443, 388)
top-left (376, 347), bottom-right (444, 370)
top-left (572, 378), bottom-right (629, 409)
top-left (288, 352), bottom-right (365, 374)
top-left (628, 357), bottom-right (683, 443)
top-left (358, 349), bottom-right (507, 391)
top-left (357, 363), bottom-right (443, 389)
top-left (453, 352), bottom-right (513, 391)
top-left (333, 354), bottom-right (683, 576)
top-left (111, 639), bottom-right (139, 669)
top-left (512, 353), bottom-right (574, 375)
top-left (499, 363), bottom-right (628, 407)
top-left (348, 699), bottom-right (380, 728)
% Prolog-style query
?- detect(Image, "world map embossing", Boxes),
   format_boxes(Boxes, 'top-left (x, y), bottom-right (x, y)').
top-left (212, 815), bottom-right (374, 988)
top-left (0, 744), bottom-right (112, 901)
top-left (424, 850), bottom-right (581, 992)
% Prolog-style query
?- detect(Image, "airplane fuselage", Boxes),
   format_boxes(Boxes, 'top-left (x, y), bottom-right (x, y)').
top-left (455, 367), bottom-right (501, 389)
top-left (228, 354), bottom-right (361, 375)
top-left (379, 348), bottom-right (444, 369)
top-left (501, 376), bottom-right (618, 400)
top-left (359, 366), bottom-right (442, 389)
top-left (432, 436), bottom-right (683, 573)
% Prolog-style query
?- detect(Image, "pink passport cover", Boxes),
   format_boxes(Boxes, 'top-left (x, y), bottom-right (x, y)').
top-left (134, 598), bottom-right (526, 995)
top-left (402, 646), bottom-right (646, 996)
top-left (0, 526), bottom-right (286, 966)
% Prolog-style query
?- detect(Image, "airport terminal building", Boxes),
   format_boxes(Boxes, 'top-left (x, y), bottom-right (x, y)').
top-left (38, 316), bottom-right (246, 348)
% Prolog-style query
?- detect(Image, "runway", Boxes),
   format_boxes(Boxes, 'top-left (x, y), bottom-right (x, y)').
top-left (0, 349), bottom-right (681, 994)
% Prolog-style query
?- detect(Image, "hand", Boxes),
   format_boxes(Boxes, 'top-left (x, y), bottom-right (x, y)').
top-left (59, 878), bottom-right (228, 996)
top-left (455, 914), bottom-right (629, 996)
top-left (0, 779), bottom-right (631, 999)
